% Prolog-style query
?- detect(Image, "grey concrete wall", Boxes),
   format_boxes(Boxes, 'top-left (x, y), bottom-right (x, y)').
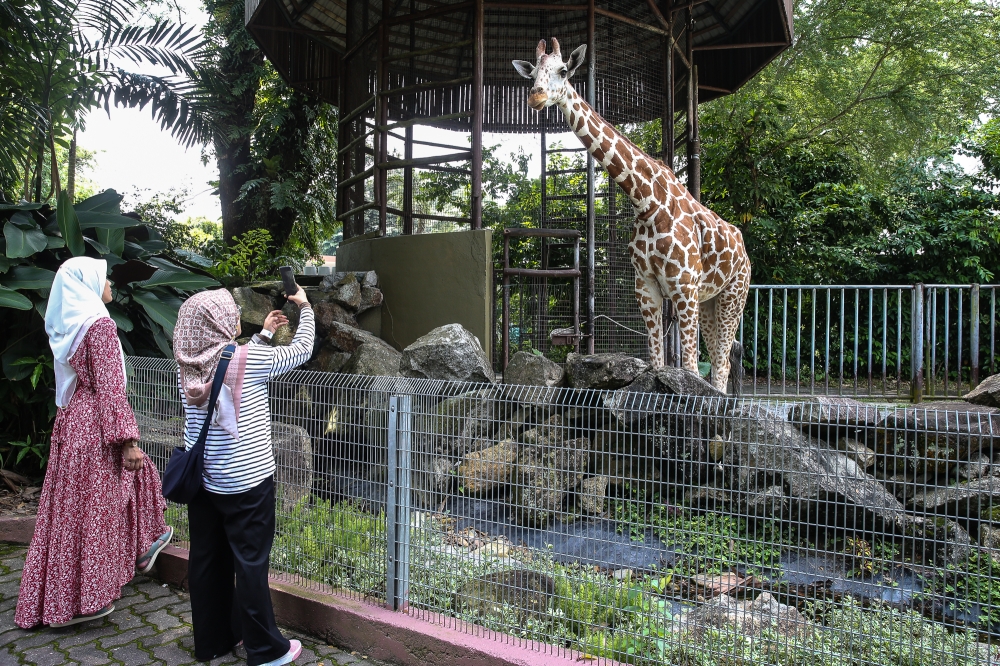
top-left (336, 230), bottom-right (493, 363)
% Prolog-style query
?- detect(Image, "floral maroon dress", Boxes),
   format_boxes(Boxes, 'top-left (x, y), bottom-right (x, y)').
top-left (15, 317), bottom-right (168, 628)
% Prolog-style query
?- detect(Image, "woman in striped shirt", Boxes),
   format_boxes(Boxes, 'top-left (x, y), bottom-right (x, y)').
top-left (174, 287), bottom-right (314, 666)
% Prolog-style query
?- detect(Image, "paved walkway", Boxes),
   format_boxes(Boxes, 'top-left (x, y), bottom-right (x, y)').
top-left (0, 544), bottom-right (388, 666)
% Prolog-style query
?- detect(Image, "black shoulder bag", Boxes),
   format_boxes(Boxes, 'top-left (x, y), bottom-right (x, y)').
top-left (162, 344), bottom-right (235, 504)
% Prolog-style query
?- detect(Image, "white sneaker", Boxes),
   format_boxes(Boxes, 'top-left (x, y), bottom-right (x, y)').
top-left (259, 639), bottom-right (302, 666)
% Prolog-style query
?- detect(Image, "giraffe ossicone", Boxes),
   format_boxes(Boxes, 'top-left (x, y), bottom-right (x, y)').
top-left (513, 37), bottom-right (751, 392)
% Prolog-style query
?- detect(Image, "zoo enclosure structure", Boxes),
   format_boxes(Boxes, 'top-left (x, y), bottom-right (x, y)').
top-left (245, 0), bottom-right (794, 356)
top-left (130, 357), bottom-right (1000, 666)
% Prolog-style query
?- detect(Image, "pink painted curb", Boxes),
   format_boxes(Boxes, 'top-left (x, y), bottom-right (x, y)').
top-left (1, 518), bottom-right (607, 666)
top-left (0, 515), bottom-right (36, 545)
top-left (154, 547), bottom-right (596, 666)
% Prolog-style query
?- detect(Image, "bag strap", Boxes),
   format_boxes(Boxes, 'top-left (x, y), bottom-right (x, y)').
top-left (191, 344), bottom-right (236, 453)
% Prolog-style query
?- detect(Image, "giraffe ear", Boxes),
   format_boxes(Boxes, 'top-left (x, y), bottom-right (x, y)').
top-left (512, 60), bottom-right (536, 79)
top-left (566, 44), bottom-right (587, 78)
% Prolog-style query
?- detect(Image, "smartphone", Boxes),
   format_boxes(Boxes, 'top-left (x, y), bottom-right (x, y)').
top-left (279, 266), bottom-right (299, 296)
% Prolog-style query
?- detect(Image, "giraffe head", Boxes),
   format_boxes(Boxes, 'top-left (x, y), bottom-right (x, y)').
top-left (512, 38), bottom-right (587, 110)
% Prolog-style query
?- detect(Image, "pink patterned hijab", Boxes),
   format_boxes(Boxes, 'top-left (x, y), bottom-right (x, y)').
top-left (174, 289), bottom-right (248, 438)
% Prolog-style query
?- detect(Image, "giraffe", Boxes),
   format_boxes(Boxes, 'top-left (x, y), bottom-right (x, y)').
top-left (513, 38), bottom-right (751, 392)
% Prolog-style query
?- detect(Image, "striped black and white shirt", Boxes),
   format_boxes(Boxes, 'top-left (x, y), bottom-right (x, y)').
top-left (179, 305), bottom-right (315, 494)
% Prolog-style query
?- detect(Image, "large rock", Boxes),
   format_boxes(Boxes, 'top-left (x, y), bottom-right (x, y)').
top-left (514, 436), bottom-right (590, 527)
top-left (966, 373), bottom-right (1000, 408)
top-left (579, 476), bottom-right (609, 514)
top-left (910, 476), bottom-right (1000, 518)
top-left (458, 440), bottom-right (518, 494)
top-left (721, 402), bottom-right (971, 565)
top-left (788, 396), bottom-right (887, 444)
top-left (883, 401), bottom-right (1000, 473)
top-left (342, 342), bottom-right (401, 377)
top-left (605, 367), bottom-right (724, 425)
top-left (231, 287), bottom-right (276, 327)
top-left (356, 285), bottom-right (384, 315)
top-left (503, 351), bottom-right (565, 407)
top-left (325, 321), bottom-right (394, 354)
top-left (320, 272), bottom-right (362, 310)
top-left (313, 301), bottom-right (358, 337)
top-left (565, 353), bottom-right (648, 390)
top-left (456, 570), bottom-right (554, 622)
top-left (272, 422), bottom-right (313, 511)
top-left (673, 592), bottom-right (813, 641)
top-left (309, 348), bottom-right (352, 373)
top-left (400, 324), bottom-right (494, 384)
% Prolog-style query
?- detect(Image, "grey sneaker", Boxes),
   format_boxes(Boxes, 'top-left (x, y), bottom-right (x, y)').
top-left (50, 603), bottom-right (115, 628)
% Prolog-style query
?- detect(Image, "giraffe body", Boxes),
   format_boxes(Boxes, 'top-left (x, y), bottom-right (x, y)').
top-left (514, 39), bottom-right (751, 391)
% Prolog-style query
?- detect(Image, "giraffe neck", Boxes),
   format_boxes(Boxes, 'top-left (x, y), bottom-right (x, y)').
top-left (556, 86), bottom-right (681, 213)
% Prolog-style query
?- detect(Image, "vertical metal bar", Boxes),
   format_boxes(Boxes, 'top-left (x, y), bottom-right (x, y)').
top-left (396, 394), bottom-right (412, 611)
top-left (825, 289), bottom-right (831, 395)
top-left (539, 129), bottom-right (547, 226)
top-left (867, 289), bottom-right (874, 395)
top-left (796, 289), bottom-right (802, 396)
top-left (753, 288), bottom-right (759, 396)
top-left (376, 16), bottom-right (388, 236)
top-left (971, 284), bottom-right (980, 388)
top-left (944, 288), bottom-right (950, 396)
top-left (853, 287), bottom-right (859, 397)
top-left (911, 284), bottom-right (924, 403)
top-left (574, 236), bottom-right (581, 354)
top-left (897, 288), bottom-right (902, 398)
top-left (502, 233), bottom-right (511, 371)
top-left (992, 287), bottom-right (997, 375)
top-left (685, 8), bottom-right (699, 200)
top-left (810, 288), bottom-right (816, 395)
top-left (930, 288), bottom-right (937, 397)
top-left (470, 0), bottom-right (484, 229)
top-left (957, 288), bottom-right (964, 395)
top-left (767, 288), bottom-right (773, 395)
top-left (585, 0), bottom-right (596, 354)
top-left (662, 30), bottom-right (674, 166)
top-left (385, 395), bottom-right (399, 607)
top-left (402, 2), bottom-right (415, 235)
top-left (781, 288), bottom-right (788, 395)
top-left (839, 288), bottom-right (845, 396)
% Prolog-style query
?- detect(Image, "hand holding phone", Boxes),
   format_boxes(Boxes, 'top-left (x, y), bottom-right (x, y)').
top-left (279, 266), bottom-right (298, 296)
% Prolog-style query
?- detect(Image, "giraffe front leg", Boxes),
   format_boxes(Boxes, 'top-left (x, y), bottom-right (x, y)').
top-left (669, 285), bottom-right (701, 376)
top-left (635, 274), bottom-right (665, 367)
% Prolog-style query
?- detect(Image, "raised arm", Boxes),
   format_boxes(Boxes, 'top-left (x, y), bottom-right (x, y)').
top-left (269, 304), bottom-right (315, 377)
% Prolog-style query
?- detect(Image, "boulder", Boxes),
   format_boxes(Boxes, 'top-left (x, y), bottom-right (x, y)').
top-left (833, 437), bottom-right (876, 469)
top-left (958, 454), bottom-right (991, 482)
top-left (356, 285), bottom-right (384, 315)
top-left (788, 396), bottom-right (887, 444)
top-left (400, 324), bottom-right (494, 384)
top-left (503, 351), bottom-right (565, 407)
top-left (427, 388), bottom-right (501, 458)
top-left (313, 301), bottom-right (359, 337)
top-left (884, 401), bottom-right (1000, 473)
top-left (514, 436), bottom-right (590, 527)
top-left (565, 352), bottom-right (648, 390)
top-left (966, 373), bottom-right (1000, 408)
top-left (579, 476), bottom-right (609, 514)
top-left (342, 342), bottom-right (401, 377)
top-left (321, 273), bottom-right (362, 310)
top-left (673, 592), bottom-right (812, 640)
top-left (309, 348), bottom-right (352, 373)
top-left (458, 440), bottom-right (518, 494)
top-left (605, 367), bottom-right (725, 425)
top-left (231, 287), bottom-right (276, 327)
top-left (325, 321), bottom-right (394, 354)
top-left (722, 402), bottom-right (971, 565)
top-left (272, 422), bottom-right (313, 511)
top-left (456, 570), bottom-right (554, 622)
top-left (910, 476), bottom-right (1000, 518)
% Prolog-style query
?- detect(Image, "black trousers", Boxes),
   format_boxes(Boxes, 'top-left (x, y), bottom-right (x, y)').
top-left (187, 476), bottom-right (289, 665)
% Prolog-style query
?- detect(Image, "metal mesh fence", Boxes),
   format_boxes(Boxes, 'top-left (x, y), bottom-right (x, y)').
top-left (128, 356), bottom-right (1000, 665)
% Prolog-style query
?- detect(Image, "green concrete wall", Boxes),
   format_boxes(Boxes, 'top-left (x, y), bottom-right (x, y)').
top-left (336, 230), bottom-right (493, 362)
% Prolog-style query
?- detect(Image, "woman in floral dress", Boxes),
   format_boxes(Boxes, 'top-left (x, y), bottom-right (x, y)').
top-left (15, 257), bottom-right (173, 629)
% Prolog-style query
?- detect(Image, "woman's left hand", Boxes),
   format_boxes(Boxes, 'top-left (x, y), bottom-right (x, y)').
top-left (262, 310), bottom-right (289, 333)
top-left (122, 441), bottom-right (145, 471)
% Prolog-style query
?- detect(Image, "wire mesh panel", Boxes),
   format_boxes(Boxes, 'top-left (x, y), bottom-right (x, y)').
top-left (128, 356), bottom-right (1000, 664)
top-left (127, 357), bottom-right (394, 603)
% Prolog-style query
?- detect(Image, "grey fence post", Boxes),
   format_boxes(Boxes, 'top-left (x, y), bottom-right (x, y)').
top-left (971, 283), bottom-right (980, 390)
top-left (911, 284), bottom-right (924, 403)
top-left (385, 395), bottom-right (412, 612)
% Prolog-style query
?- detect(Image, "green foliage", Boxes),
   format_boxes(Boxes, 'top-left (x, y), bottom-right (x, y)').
top-left (124, 189), bottom-right (221, 264)
top-left (209, 228), bottom-right (300, 285)
top-left (0, 188), bottom-right (219, 476)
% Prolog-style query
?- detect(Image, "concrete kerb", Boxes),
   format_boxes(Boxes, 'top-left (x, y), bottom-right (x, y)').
top-left (2, 517), bottom-right (591, 666)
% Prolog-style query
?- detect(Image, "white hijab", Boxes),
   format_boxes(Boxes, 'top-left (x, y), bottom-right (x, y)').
top-left (45, 257), bottom-right (126, 407)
